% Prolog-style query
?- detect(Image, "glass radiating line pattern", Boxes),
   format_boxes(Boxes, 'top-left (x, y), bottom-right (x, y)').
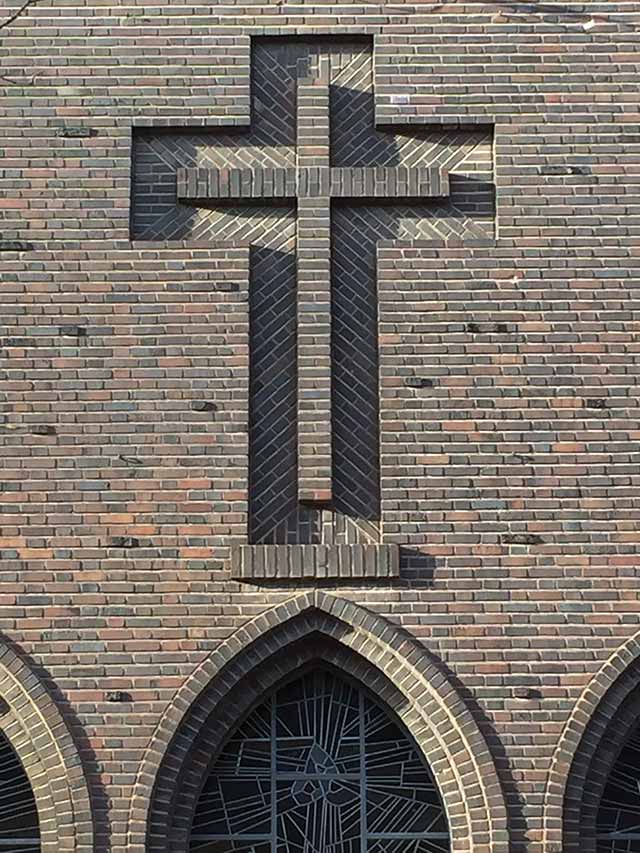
top-left (596, 720), bottom-right (640, 852)
top-left (190, 669), bottom-right (449, 853)
top-left (597, 722), bottom-right (640, 852)
top-left (0, 730), bottom-right (40, 851)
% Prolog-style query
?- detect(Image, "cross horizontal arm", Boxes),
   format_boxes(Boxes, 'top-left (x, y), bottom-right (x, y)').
top-left (176, 165), bottom-right (450, 202)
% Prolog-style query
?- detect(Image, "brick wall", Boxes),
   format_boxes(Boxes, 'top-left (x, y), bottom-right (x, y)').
top-left (1, 2), bottom-right (639, 851)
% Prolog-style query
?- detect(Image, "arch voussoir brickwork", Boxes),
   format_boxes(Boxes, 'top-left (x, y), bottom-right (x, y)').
top-left (544, 629), bottom-right (640, 852)
top-left (128, 591), bottom-right (509, 853)
top-left (0, 641), bottom-right (94, 852)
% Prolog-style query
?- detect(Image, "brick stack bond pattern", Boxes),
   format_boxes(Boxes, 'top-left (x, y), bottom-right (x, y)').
top-left (1, 3), bottom-right (640, 852)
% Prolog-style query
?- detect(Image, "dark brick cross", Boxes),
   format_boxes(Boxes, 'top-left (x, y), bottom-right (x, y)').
top-left (175, 56), bottom-right (450, 508)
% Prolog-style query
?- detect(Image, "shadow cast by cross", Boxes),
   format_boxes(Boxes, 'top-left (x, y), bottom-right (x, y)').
top-left (130, 36), bottom-right (495, 563)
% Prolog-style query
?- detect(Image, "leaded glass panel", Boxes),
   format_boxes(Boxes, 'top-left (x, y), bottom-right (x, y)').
top-left (193, 706), bottom-right (272, 839)
top-left (0, 729), bottom-right (40, 851)
top-left (190, 669), bottom-right (449, 852)
top-left (275, 675), bottom-right (361, 775)
top-left (276, 777), bottom-right (361, 852)
top-left (367, 841), bottom-right (450, 853)
top-left (365, 702), bottom-right (447, 838)
top-left (190, 842), bottom-right (271, 853)
top-left (597, 722), bottom-right (640, 852)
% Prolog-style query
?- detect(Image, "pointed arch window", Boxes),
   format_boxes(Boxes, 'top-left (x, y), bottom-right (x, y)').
top-left (597, 720), bottom-right (640, 851)
top-left (0, 729), bottom-right (40, 851)
top-left (190, 668), bottom-right (449, 852)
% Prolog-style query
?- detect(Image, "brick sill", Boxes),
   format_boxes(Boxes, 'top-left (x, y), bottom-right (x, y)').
top-left (231, 544), bottom-right (399, 580)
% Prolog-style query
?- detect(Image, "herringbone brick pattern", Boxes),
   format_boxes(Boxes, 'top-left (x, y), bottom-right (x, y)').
top-left (131, 38), bottom-right (494, 545)
top-left (261, 505), bottom-right (380, 545)
top-left (248, 245), bottom-right (298, 544)
top-left (3, 4), bottom-right (640, 853)
top-left (332, 193), bottom-right (493, 532)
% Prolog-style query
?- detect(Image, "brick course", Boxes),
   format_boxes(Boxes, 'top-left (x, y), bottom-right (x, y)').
top-left (1, 2), bottom-right (640, 852)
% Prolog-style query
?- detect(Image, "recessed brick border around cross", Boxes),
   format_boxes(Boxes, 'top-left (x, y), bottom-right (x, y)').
top-left (127, 592), bottom-right (509, 853)
top-left (543, 629), bottom-right (640, 853)
top-left (0, 642), bottom-right (94, 852)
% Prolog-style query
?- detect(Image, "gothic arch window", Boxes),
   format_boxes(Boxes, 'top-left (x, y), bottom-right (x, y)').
top-left (0, 729), bottom-right (40, 851)
top-left (190, 668), bottom-right (449, 853)
top-left (597, 719), bottom-right (640, 852)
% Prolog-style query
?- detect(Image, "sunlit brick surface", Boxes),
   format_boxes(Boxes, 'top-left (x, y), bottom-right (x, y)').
top-left (1, 3), bottom-right (640, 852)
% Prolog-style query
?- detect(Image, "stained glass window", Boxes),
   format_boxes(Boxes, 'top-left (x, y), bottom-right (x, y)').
top-left (597, 721), bottom-right (640, 852)
top-left (190, 669), bottom-right (449, 853)
top-left (0, 729), bottom-right (40, 851)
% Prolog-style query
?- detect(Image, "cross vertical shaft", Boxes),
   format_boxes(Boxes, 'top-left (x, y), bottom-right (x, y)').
top-left (296, 58), bottom-right (332, 504)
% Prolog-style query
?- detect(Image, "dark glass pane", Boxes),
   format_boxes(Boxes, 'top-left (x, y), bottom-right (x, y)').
top-left (191, 669), bottom-right (449, 852)
top-left (368, 840), bottom-right (450, 853)
top-left (276, 778), bottom-right (360, 852)
top-left (191, 776), bottom-right (271, 837)
top-left (0, 731), bottom-right (39, 847)
top-left (598, 843), bottom-right (640, 853)
top-left (190, 842), bottom-right (271, 853)
top-left (214, 702), bottom-right (272, 778)
top-left (192, 704), bottom-right (272, 839)
top-left (598, 722), bottom-right (640, 850)
top-left (364, 701), bottom-right (447, 836)
top-left (0, 847), bottom-right (41, 853)
top-left (276, 671), bottom-right (360, 774)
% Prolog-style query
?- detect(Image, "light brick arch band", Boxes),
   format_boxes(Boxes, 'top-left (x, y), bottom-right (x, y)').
top-left (0, 642), bottom-right (94, 852)
top-left (543, 629), bottom-right (640, 852)
top-left (128, 591), bottom-right (509, 853)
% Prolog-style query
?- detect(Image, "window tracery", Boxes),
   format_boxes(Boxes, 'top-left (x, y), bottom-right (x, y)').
top-left (597, 721), bottom-right (640, 851)
top-left (0, 729), bottom-right (39, 851)
top-left (190, 669), bottom-right (449, 853)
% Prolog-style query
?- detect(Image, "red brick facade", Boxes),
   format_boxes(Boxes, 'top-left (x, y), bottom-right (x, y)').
top-left (1, 2), bottom-right (639, 851)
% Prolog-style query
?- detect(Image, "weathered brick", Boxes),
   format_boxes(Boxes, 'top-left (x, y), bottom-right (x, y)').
top-left (1, 5), bottom-right (639, 853)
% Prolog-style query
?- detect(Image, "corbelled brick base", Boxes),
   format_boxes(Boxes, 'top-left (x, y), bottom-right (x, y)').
top-left (231, 543), bottom-right (400, 579)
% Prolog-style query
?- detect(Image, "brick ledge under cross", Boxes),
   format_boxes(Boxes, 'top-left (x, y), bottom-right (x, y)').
top-left (231, 544), bottom-right (400, 580)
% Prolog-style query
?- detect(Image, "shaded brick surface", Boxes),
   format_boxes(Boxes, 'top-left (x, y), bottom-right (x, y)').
top-left (231, 543), bottom-right (400, 579)
top-left (1, 3), bottom-right (640, 852)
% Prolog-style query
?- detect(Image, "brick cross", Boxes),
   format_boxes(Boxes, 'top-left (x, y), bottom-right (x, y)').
top-left (175, 56), bottom-right (450, 507)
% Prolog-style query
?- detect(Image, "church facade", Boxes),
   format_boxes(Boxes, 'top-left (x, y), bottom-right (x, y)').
top-left (0, 1), bottom-right (639, 851)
